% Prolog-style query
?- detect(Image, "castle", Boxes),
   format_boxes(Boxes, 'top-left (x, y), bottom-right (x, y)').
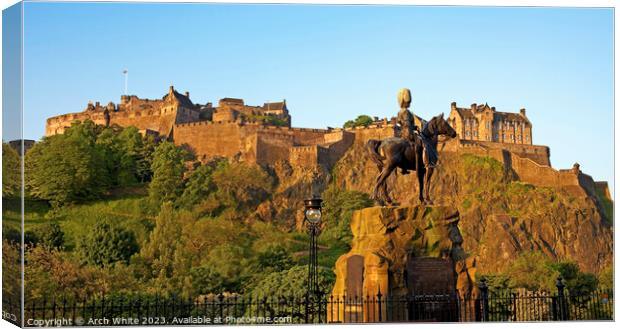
top-left (44, 86), bottom-right (609, 200)
top-left (448, 102), bottom-right (532, 145)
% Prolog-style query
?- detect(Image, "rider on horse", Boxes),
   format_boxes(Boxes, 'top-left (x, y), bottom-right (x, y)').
top-left (396, 88), bottom-right (437, 174)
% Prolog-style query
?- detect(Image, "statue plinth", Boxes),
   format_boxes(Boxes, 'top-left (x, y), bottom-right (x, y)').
top-left (329, 205), bottom-right (477, 322)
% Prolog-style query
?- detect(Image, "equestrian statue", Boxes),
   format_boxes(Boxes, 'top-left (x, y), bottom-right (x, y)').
top-left (366, 88), bottom-right (457, 205)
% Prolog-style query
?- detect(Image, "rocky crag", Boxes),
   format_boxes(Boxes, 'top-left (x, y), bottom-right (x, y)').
top-left (326, 143), bottom-right (613, 275)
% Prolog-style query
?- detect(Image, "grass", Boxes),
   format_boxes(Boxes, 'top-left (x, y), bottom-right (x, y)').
top-left (3, 192), bottom-right (154, 251)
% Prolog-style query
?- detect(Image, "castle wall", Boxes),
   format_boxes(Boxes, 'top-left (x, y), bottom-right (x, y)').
top-left (256, 131), bottom-right (295, 165)
top-left (174, 121), bottom-right (257, 162)
top-left (463, 140), bottom-right (550, 166)
top-left (45, 108), bottom-right (180, 137)
top-left (289, 145), bottom-right (320, 169)
top-left (440, 139), bottom-right (590, 198)
top-left (345, 125), bottom-right (397, 145)
top-left (322, 131), bottom-right (355, 168)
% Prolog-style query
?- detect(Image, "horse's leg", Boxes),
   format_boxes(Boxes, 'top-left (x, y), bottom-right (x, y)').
top-left (376, 162), bottom-right (397, 206)
top-left (381, 172), bottom-right (393, 205)
top-left (424, 166), bottom-right (435, 205)
top-left (417, 166), bottom-right (425, 205)
top-left (372, 171), bottom-right (382, 202)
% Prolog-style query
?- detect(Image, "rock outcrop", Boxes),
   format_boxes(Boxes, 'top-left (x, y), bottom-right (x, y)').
top-left (329, 143), bottom-right (613, 275)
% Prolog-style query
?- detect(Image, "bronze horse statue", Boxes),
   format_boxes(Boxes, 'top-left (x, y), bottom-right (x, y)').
top-left (366, 113), bottom-right (457, 205)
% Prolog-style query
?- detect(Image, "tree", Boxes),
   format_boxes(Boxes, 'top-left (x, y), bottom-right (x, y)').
top-left (190, 265), bottom-right (226, 294)
top-left (550, 261), bottom-right (598, 295)
top-left (116, 126), bottom-right (147, 186)
top-left (507, 251), bottom-right (556, 292)
top-left (598, 264), bottom-right (613, 291)
top-left (25, 122), bottom-right (108, 206)
top-left (343, 115), bottom-right (374, 128)
top-left (31, 222), bottom-right (65, 250)
top-left (2, 143), bottom-right (21, 197)
top-left (139, 202), bottom-right (184, 293)
top-left (255, 245), bottom-right (294, 273)
top-left (148, 142), bottom-right (189, 207)
top-left (249, 265), bottom-right (335, 299)
top-left (211, 161), bottom-right (273, 213)
top-left (78, 221), bottom-right (139, 266)
top-left (176, 160), bottom-right (221, 209)
top-left (319, 185), bottom-right (373, 244)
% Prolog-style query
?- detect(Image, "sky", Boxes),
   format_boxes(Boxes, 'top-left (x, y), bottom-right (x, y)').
top-left (14, 2), bottom-right (615, 194)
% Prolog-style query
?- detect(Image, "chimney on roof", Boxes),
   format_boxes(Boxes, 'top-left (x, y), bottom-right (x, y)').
top-left (520, 108), bottom-right (526, 116)
top-left (169, 85), bottom-right (175, 94)
top-left (185, 91), bottom-right (190, 98)
top-left (451, 102), bottom-right (457, 110)
top-left (95, 101), bottom-right (100, 107)
top-left (471, 103), bottom-right (477, 111)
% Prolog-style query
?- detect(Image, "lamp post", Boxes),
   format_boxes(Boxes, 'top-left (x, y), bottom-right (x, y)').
top-left (304, 196), bottom-right (322, 322)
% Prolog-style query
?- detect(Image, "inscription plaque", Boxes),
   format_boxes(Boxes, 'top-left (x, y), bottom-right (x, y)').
top-left (406, 256), bottom-right (456, 294)
top-left (346, 255), bottom-right (364, 298)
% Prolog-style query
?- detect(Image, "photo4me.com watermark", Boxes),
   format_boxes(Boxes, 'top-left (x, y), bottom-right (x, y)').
top-left (25, 315), bottom-right (293, 327)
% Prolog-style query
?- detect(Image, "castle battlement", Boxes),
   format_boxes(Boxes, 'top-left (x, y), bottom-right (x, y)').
top-left (45, 88), bottom-right (556, 177)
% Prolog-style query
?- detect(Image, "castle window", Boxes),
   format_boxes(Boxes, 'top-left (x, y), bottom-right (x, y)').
top-left (486, 122), bottom-right (490, 129)
top-left (465, 131), bottom-right (470, 137)
top-left (474, 131), bottom-right (478, 138)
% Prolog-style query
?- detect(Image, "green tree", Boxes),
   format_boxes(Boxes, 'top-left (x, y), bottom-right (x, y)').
top-left (201, 244), bottom-right (249, 292)
top-left (116, 126), bottom-right (146, 185)
top-left (319, 185), bottom-right (373, 244)
top-left (550, 261), bottom-right (598, 295)
top-left (507, 251), bottom-right (556, 292)
top-left (255, 245), bottom-right (294, 273)
top-left (211, 161), bottom-right (273, 213)
top-left (343, 115), bottom-right (374, 128)
top-left (140, 202), bottom-right (184, 293)
top-left (78, 221), bottom-right (139, 266)
top-left (2, 143), bottom-right (21, 197)
top-left (177, 160), bottom-right (221, 209)
top-left (148, 142), bottom-right (189, 207)
top-left (190, 264), bottom-right (226, 294)
top-left (136, 134), bottom-right (157, 183)
top-left (31, 222), bottom-right (65, 250)
top-left (598, 264), bottom-right (613, 291)
top-left (25, 121), bottom-right (109, 206)
top-left (249, 265), bottom-right (335, 299)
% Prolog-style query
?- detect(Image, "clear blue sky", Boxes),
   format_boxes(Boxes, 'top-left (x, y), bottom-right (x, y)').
top-left (19, 3), bottom-right (614, 194)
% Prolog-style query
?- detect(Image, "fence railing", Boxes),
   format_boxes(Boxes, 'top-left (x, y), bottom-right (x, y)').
top-left (4, 288), bottom-right (614, 325)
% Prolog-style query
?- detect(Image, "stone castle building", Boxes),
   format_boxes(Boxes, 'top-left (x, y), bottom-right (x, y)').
top-left (448, 102), bottom-right (532, 145)
top-left (44, 86), bottom-right (609, 200)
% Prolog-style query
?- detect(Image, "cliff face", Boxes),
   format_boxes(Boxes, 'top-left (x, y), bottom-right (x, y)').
top-left (327, 143), bottom-right (613, 275)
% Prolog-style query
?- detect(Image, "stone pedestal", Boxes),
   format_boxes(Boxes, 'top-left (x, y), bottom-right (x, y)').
top-left (328, 205), bottom-right (477, 322)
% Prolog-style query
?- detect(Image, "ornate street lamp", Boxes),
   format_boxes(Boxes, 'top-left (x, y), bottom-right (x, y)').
top-left (304, 196), bottom-right (323, 321)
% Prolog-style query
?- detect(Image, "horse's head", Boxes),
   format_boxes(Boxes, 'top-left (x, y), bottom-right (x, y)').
top-left (428, 113), bottom-right (457, 138)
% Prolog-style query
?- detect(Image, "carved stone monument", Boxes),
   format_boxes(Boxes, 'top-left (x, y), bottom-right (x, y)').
top-left (329, 205), bottom-right (477, 322)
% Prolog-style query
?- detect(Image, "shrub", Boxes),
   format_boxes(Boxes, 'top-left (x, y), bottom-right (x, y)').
top-left (78, 221), bottom-right (139, 266)
top-left (2, 143), bottom-right (21, 197)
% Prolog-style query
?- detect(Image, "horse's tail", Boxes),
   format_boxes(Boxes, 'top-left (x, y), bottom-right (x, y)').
top-left (366, 139), bottom-right (385, 171)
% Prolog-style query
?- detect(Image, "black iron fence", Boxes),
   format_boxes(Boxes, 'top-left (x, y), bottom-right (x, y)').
top-left (4, 288), bottom-right (613, 326)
